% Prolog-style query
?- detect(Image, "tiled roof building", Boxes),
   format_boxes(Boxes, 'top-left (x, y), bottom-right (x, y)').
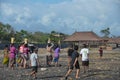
top-left (64, 31), bottom-right (120, 48)
top-left (64, 31), bottom-right (102, 42)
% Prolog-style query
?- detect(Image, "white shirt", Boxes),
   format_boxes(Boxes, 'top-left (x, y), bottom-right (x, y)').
top-left (80, 48), bottom-right (89, 61)
top-left (30, 53), bottom-right (38, 66)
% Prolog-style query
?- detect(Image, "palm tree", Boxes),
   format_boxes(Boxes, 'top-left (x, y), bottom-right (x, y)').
top-left (100, 27), bottom-right (110, 38)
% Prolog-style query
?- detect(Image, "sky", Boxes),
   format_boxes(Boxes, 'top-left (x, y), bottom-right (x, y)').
top-left (0, 0), bottom-right (120, 36)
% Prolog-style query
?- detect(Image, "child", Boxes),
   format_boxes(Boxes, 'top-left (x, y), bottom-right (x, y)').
top-left (80, 44), bottom-right (89, 73)
top-left (2, 45), bottom-right (9, 67)
top-left (30, 48), bottom-right (39, 79)
top-left (65, 45), bottom-right (80, 79)
top-left (99, 47), bottom-right (103, 59)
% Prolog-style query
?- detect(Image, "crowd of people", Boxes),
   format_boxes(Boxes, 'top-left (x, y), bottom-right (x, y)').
top-left (2, 42), bottom-right (103, 79)
top-left (3, 43), bottom-right (35, 69)
top-left (2, 42), bottom-right (61, 79)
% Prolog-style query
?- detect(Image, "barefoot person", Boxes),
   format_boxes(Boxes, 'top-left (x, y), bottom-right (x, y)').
top-left (46, 43), bottom-right (54, 66)
top-left (99, 47), bottom-right (103, 59)
top-left (67, 44), bottom-right (74, 69)
top-left (9, 43), bottom-right (16, 70)
top-left (2, 45), bottom-right (9, 67)
top-left (19, 43), bottom-right (24, 68)
top-left (53, 43), bottom-right (60, 67)
top-left (30, 48), bottom-right (39, 79)
top-left (23, 44), bottom-right (29, 68)
top-left (80, 44), bottom-right (89, 73)
top-left (65, 45), bottom-right (80, 79)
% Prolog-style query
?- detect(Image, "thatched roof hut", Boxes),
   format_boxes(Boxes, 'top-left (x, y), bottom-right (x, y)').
top-left (64, 31), bottom-right (102, 48)
top-left (64, 31), bottom-right (102, 41)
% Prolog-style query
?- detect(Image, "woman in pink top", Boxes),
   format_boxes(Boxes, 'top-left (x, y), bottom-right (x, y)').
top-left (23, 44), bottom-right (29, 68)
top-left (18, 43), bottom-right (24, 68)
top-left (9, 43), bottom-right (16, 69)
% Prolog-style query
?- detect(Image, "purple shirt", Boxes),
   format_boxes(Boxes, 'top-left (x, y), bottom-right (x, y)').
top-left (54, 48), bottom-right (60, 58)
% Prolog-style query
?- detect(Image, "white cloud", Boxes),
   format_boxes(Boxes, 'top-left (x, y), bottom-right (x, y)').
top-left (1, 3), bottom-right (14, 16)
top-left (15, 15), bottom-right (22, 23)
top-left (14, 7), bottom-right (31, 24)
top-left (0, 0), bottom-right (120, 36)
top-left (23, 7), bottom-right (31, 18)
top-left (41, 13), bottom-right (56, 26)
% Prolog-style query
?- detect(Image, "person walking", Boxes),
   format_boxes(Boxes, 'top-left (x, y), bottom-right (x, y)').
top-left (80, 44), bottom-right (89, 73)
top-left (19, 43), bottom-right (24, 68)
top-left (30, 48), bottom-right (39, 79)
top-left (53, 43), bottom-right (60, 67)
top-left (65, 45), bottom-right (80, 79)
top-left (99, 47), bottom-right (103, 59)
top-left (9, 43), bottom-right (16, 70)
top-left (46, 43), bottom-right (54, 66)
top-left (2, 45), bottom-right (9, 67)
top-left (23, 44), bottom-right (29, 68)
top-left (67, 44), bottom-right (74, 69)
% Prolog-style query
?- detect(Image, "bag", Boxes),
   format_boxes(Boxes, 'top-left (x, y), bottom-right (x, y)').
top-left (16, 57), bottom-right (21, 63)
top-left (2, 56), bottom-right (9, 64)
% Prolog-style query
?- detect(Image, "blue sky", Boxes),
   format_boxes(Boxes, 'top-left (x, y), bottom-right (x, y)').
top-left (0, 0), bottom-right (120, 36)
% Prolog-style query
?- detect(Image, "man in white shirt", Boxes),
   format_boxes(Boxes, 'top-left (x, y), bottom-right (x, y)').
top-left (80, 44), bottom-right (89, 73)
top-left (30, 48), bottom-right (39, 79)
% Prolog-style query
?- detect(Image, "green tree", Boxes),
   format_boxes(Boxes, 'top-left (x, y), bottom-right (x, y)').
top-left (100, 27), bottom-right (110, 38)
top-left (49, 31), bottom-right (66, 43)
top-left (15, 30), bottom-right (31, 43)
top-left (0, 22), bottom-right (68, 44)
top-left (0, 22), bottom-right (15, 43)
top-left (32, 31), bottom-right (49, 43)
top-left (0, 22), bottom-right (4, 42)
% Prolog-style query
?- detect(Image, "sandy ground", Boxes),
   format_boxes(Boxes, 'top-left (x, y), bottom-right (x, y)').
top-left (0, 48), bottom-right (120, 80)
